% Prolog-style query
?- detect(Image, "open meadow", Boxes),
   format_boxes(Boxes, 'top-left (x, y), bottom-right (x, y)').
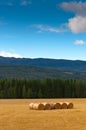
top-left (0, 99), bottom-right (86, 130)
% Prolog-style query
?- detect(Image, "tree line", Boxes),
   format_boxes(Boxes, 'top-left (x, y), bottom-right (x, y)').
top-left (0, 78), bottom-right (86, 98)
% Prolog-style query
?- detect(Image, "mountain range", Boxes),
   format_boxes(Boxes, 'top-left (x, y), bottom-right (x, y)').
top-left (0, 56), bottom-right (86, 80)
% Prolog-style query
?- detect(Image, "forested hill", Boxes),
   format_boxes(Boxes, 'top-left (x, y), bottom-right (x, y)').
top-left (0, 56), bottom-right (86, 72)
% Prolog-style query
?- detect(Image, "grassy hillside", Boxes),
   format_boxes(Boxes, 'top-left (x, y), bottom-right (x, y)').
top-left (0, 57), bottom-right (86, 80)
top-left (0, 65), bottom-right (86, 80)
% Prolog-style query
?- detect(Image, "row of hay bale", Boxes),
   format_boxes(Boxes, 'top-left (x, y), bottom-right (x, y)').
top-left (29, 102), bottom-right (73, 110)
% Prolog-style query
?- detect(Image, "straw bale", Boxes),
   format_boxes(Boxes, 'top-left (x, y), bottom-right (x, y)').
top-left (54, 102), bottom-right (62, 109)
top-left (29, 103), bottom-right (34, 109)
top-left (50, 102), bottom-right (55, 109)
top-left (66, 102), bottom-right (74, 109)
top-left (43, 102), bottom-right (51, 110)
top-left (33, 103), bottom-right (45, 110)
top-left (60, 102), bottom-right (67, 109)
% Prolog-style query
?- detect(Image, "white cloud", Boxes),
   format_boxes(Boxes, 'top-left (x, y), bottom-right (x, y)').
top-left (21, 0), bottom-right (32, 6)
top-left (31, 24), bottom-right (67, 33)
top-left (74, 40), bottom-right (85, 45)
top-left (0, 51), bottom-right (23, 58)
top-left (68, 16), bottom-right (86, 33)
top-left (60, 1), bottom-right (86, 16)
top-left (60, 1), bottom-right (86, 33)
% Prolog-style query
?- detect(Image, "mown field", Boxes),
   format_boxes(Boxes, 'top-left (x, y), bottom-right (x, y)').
top-left (0, 99), bottom-right (86, 130)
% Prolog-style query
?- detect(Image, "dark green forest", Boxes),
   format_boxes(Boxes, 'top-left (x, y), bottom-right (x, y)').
top-left (0, 57), bottom-right (86, 99)
top-left (0, 78), bottom-right (86, 98)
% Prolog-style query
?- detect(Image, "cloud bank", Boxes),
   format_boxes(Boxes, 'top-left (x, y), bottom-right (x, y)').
top-left (60, 1), bottom-right (86, 33)
top-left (68, 16), bottom-right (86, 33)
top-left (74, 40), bottom-right (85, 45)
top-left (60, 1), bottom-right (86, 16)
top-left (31, 24), bottom-right (66, 33)
top-left (0, 51), bottom-right (23, 58)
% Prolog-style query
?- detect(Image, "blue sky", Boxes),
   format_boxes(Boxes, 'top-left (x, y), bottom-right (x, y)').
top-left (0, 0), bottom-right (86, 60)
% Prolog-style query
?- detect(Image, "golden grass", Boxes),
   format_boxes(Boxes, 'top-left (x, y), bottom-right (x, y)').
top-left (0, 98), bottom-right (86, 130)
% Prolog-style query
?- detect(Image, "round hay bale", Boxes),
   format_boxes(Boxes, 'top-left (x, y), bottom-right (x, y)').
top-left (29, 103), bottom-right (34, 109)
top-left (43, 102), bottom-right (51, 110)
top-left (60, 102), bottom-right (67, 109)
top-left (66, 102), bottom-right (74, 109)
top-left (50, 102), bottom-right (55, 109)
top-left (32, 103), bottom-right (37, 110)
top-left (54, 102), bottom-right (62, 109)
top-left (33, 103), bottom-right (45, 110)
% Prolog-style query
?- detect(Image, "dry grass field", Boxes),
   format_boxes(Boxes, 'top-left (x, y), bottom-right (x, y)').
top-left (0, 99), bottom-right (86, 130)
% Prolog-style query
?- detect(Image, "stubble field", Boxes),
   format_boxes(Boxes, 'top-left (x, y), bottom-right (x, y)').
top-left (0, 98), bottom-right (86, 130)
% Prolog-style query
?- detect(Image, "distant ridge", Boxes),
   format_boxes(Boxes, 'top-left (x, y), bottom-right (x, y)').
top-left (0, 56), bottom-right (86, 72)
